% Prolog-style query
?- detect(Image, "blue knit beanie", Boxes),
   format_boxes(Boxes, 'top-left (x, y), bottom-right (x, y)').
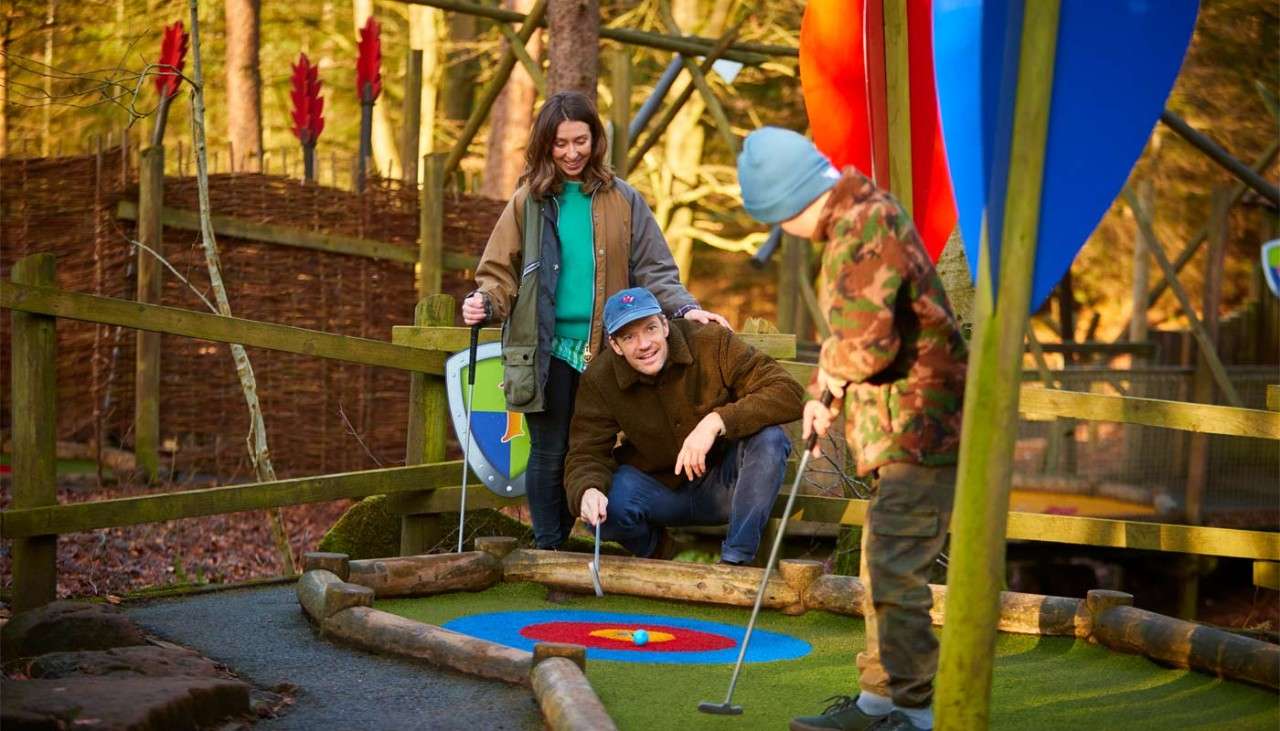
top-left (737, 127), bottom-right (841, 224)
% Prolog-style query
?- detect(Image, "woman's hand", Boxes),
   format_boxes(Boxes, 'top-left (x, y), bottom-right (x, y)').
top-left (461, 292), bottom-right (488, 326)
top-left (683, 308), bottom-right (732, 331)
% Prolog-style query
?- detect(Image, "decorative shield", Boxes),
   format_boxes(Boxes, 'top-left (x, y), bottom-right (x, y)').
top-left (446, 342), bottom-right (530, 497)
top-left (1264, 240), bottom-right (1280, 297)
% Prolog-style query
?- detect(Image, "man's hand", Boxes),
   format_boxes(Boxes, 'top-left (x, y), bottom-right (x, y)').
top-left (461, 292), bottom-right (488, 326)
top-left (683, 308), bottom-right (732, 331)
top-left (802, 393), bottom-right (843, 457)
top-left (816, 367), bottom-right (849, 401)
top-left (580, 488), bottom-right (609, 526)
top-left (674, 412), bottom-right (724, 481)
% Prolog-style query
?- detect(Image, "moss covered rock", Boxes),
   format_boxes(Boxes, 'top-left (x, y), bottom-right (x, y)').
top-left (317, 496), bottom-right (401, 560)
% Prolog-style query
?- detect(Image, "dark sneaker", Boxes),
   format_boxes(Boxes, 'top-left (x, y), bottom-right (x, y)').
top-left (868, 710), bottom-right (927, 731)
top-left (789, 695), bottom-right (889, 731)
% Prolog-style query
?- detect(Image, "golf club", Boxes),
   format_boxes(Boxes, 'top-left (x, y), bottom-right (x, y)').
top-left (698, 390), bottom-right (834, 716)
top-left (588, 519), bottom-right (604, 597)
top-left (457, 323), bottom-right (480, 553)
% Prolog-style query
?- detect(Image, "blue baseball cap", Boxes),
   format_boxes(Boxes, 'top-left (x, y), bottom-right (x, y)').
top-left (738, 127), bottom-right (841, 223)
top-left (604, 287), bottom-right (662, 336)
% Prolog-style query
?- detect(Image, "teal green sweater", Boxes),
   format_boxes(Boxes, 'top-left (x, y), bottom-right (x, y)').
top-left (554, 182), bottom-right (595, 341)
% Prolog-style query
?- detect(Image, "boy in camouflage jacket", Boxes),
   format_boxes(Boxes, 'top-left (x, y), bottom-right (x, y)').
top-left (738, 128), bottom-right (968, 731)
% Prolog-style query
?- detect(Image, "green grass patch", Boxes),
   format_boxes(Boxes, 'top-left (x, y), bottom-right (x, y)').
top-left (378, 583), bottom-right (1278, 730)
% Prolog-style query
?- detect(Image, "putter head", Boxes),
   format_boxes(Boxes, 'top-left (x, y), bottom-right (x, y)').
top-left (588, 560), bottom-right (604, 597)
top-left (698, 702), bottom-right (743, 716)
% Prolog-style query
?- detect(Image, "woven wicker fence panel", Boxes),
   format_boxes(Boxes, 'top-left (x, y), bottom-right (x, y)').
top-left (2, 151), bottom-right (505, 480)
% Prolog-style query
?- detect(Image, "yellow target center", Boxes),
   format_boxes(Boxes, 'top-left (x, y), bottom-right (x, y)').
top-left (589, 628), bottom-right (675, 644)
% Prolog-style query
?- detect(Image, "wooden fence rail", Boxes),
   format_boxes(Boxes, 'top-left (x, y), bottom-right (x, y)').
top-left (116, 200), bottom-right (475, 272)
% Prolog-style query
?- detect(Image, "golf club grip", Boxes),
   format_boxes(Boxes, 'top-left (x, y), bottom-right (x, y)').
top-left (804, 390), bottom-right (836, 452)
top-left (466, 324), bottom-right (480, 385)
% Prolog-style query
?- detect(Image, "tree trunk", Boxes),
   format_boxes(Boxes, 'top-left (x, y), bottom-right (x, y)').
top-left (224, 0), bottom-right (263, 172)
top-left (481, 0), bottom-right (541, 199)
top-left (353, 0), bottom-right (402, 178)
top-left (654, 0), bottom-right (729, 282)
top-left (547, 0), bottom-right (598, 104)
top-left (443, 12), bottom-right (478, 123)
top-left (410, 4), bottom-right (441, 173)
top-left (1, 10), bottom-right (10, 158)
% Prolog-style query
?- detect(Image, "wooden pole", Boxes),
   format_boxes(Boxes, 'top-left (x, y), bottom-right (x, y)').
top-left (883, 0), bottom-right (912, 211)
top-left (400, 0), bottom-right (779, 64)
top-left (418, 152), bottom-right (447, 299)
top-left (443, 0), bottom-right (547, 179)
top-left (657, 2), bottom-right (737, 156)
top-left (11, 253), bottom-right (58, 611)
top-left (399, 295), bottom-right (456, 555)
top-left (1123, 188), bottom-right (1243, 407)
top-left (777, 234), bottom-right (798, 334)
top-left (496, 22), bottom-right (547, 96)
top-left (935, 3), bottom-right (1058, 727)
top-left (610, 47), bottom-right (631, 175)
top-left (1125, 180), bottom-right (1153, 474)
top-left (403, 48), bottom-right (424, 185)
top-left (625, 16), bottom-right (744, 172)
top-left (1184, 189), bottom-right (1230, 530)
top-left (1117, 141), bottom-right (1279, 339)
top-left (135, 146), bottom-right (165, 483)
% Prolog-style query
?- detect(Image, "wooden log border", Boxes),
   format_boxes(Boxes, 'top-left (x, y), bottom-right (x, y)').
top-left (298, 550), bottom-right (1280, 697)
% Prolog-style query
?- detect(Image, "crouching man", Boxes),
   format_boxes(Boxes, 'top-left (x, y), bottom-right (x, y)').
top-left (564, 287), bottom-right (804, 565)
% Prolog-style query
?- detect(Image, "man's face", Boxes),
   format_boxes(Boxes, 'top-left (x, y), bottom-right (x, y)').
top-left (608, 315), bottom-right (670, 376)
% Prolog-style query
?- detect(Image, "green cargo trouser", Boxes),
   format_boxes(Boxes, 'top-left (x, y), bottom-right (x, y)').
top-left (856, 462), bottom-right (956, 709)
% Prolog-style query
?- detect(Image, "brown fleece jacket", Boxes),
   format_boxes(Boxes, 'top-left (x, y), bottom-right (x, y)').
top-left (564, 319), bottom-right (805, 514)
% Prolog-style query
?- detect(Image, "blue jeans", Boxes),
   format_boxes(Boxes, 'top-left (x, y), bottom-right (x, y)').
top-left (523, 357), bottom-right (578, 549)
top-left (600, 425), bottom-right (791, 564)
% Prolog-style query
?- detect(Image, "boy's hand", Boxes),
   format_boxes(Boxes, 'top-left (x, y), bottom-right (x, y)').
top-left (816, 368), bottom-right (848, 400)
top-left (802, 392), bottom-right (842, 457)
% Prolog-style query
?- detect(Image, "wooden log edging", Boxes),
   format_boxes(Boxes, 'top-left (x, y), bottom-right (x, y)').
top-left (324, 605), bottom-right (534, 686)
top-left (295, 569), bottom-right (374, 622)
top-left (531, 656), bottom-right (619, 731)
top-left (346, 551), bottom-right (501, 598)
top-left (501, 549), bottom-right (800, 609)
top-left (1092, 604), bottom-right (1280, 691)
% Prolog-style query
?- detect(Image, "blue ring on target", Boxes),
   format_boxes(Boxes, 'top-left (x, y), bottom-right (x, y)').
top-left (442, 609), bottom-right (811, 665)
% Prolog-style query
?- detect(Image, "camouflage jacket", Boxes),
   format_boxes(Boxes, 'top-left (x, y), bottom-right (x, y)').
top-left (814, 168), bottom-right (968, 476)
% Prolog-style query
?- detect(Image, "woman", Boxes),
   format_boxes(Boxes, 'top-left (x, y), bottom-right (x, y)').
top-left (462, 90), bottom-right (728, 550)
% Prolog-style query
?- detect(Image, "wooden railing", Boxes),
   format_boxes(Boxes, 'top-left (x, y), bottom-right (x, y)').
top-left (3, 252), bottom-right (1277, 613)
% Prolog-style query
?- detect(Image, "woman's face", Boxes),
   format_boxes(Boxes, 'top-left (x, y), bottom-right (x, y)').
top-left (552, 120), bottom-right (592, 180)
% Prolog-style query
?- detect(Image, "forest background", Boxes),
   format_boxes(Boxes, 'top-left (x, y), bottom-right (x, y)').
top-left (1, 0), bottom-right (1277, 340)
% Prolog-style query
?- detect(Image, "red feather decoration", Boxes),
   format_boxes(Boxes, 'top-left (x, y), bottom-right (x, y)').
top-left (356, 17), bottom-right (382, 103)
top-left (154, 21), bottom-right (189, 99)
top-left (290, 54), bottom-right (325, 146)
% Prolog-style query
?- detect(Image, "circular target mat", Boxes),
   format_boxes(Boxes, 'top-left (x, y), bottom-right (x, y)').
top-left (442, 609), bottom-right (811, 664)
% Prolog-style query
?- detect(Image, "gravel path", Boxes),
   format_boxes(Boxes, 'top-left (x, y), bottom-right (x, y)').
top-left (127, 584), bottom-right (542, 731)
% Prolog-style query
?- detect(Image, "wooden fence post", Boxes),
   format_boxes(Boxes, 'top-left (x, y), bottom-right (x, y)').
top-left (935, 3), bottom-right (1058, 726)
top-left (135, 145), bottom-right (165, 482)
top-left (11, 253), bottom-right (58, 611)
top-left (400, 294), bottom-right (456, 555)
top-left (1125, 180), bottom-right (1152, 476)
top-left (418, 152), bottom-right (447, 299)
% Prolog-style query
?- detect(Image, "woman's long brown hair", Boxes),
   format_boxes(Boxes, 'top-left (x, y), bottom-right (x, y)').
top-left (519, 91), bottom-right (613, 200)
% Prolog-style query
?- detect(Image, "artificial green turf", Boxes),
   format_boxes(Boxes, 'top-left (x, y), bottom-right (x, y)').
top-left (378, 583), bottom-right (1278, 730)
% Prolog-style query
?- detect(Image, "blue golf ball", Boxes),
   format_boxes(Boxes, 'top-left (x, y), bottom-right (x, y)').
top-left (632, 629), bottom-right (649, 646)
